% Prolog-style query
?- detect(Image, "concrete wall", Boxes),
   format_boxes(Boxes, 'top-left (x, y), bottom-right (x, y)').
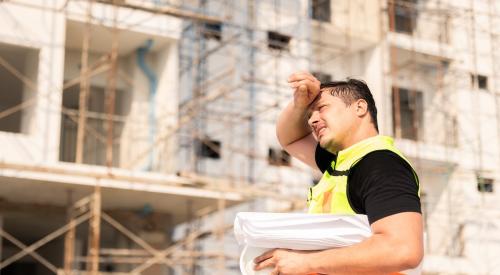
top-left (0, 1), bottom-right (181, 174)
top-left (0, 1), bottom-right (65, 164)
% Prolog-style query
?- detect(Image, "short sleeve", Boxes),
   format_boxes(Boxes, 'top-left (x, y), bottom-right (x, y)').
top-left (347, 150), bottom-right (421, 224)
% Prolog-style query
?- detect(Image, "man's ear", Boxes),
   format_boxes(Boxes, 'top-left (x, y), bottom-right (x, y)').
top-left (355, 99), bottom-right (369, 117)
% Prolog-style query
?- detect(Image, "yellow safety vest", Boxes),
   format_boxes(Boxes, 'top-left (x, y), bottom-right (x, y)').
top-left (308, 135), bottom-right (419, 214)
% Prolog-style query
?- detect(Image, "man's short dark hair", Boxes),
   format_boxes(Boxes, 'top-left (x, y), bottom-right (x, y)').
top-left (320, 78), bottom-right (379, 132)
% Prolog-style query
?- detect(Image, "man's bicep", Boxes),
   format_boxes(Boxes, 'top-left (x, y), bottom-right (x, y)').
top-left (371, 212), bottom-right (424, 266)
top-left (371, 212), bottom-right (423, 242)
top-left (283, 133), bottom-right (319, 170)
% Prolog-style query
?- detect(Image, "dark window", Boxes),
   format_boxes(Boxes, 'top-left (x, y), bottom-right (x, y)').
top-left (268, 148), bottom-right (291, 166)
top-left (59, 85), bottom-right (127, 166)
top-left (389, 0), bottom-right (418, 34)
top-left (267, 31), bottom-right (291, 51)
top-left (312, 0), bottom-right (331, 22)
top-left (392, 87), bottom-right (423, 140)
top-left (197, 138), bottom-right (221, 159)
top-left (312, 72), bottom-right (332, 83)
top-left (0, 43), bottom-right (39, 134)
top-left (471, 74), bottom-right (488, 90)
top-left (202, 21), bottom-right (222, 41)
top-left (2, 262), bottom-right (37, 275)
top-left (477, 177), bottom-right (494, 193)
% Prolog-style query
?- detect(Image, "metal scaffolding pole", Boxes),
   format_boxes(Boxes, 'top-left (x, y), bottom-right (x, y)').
top-left (0, 216), bottom-right (2, 275)
top-left (63, 191), bottom-right (75, 275)
top-left (216, 193), bottom-right (226, 274)
top-left (246, 0), bottom-right (256, 184)
top-left (75, 0), bottom-right (92, 164)
top-left (388, 0), bottom-right (402, 139)
top-left (105, 1), bottom-right (119, 168)
top-left (86, 190), bottom-right (101, 275)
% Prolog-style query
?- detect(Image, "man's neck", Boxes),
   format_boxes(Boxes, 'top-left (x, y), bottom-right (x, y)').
top-left (338, 126), bottom-right (378, 153)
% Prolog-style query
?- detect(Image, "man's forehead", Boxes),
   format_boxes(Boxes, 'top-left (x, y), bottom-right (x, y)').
top-left (311, 90), bottom-right (331, 106)
top-left (306, 91), bottom-right (328, 117)
top-left (308, 94), bottom-right (321, 111)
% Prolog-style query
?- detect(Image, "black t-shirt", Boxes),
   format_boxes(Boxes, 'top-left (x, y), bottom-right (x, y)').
top-left (315, 145), bottom-right (421, 224)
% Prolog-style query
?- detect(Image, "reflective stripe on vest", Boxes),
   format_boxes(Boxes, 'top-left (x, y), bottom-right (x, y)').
top-left (307, 135), bottom-right (419, 214)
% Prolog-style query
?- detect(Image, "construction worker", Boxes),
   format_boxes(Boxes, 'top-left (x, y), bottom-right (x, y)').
top-left (253, 72), bottom-right (423, 275)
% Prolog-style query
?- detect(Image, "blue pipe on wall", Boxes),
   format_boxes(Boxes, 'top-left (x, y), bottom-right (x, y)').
top-left (137, 39), bottom-right (158, 171)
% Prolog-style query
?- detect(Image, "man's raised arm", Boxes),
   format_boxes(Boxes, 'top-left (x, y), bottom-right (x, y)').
top-left (277, 72), bottom-right (321, 169)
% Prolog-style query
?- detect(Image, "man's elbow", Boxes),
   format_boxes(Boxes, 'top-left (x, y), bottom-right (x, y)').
top-left (397, 245), bottom-right (423, 270)
top-left (276, 129), bottom-right (288, 148)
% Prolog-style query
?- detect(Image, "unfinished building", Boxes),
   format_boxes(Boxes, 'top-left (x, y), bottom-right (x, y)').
top-left (0, 0), bottom-right (499, 274)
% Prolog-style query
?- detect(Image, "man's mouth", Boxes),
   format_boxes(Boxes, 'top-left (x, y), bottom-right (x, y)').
top-left (316, 126), bottom-right (326, 138)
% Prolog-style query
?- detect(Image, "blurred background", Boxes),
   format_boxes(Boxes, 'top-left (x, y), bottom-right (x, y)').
top-left (0, 0), bottom-right (499, 274)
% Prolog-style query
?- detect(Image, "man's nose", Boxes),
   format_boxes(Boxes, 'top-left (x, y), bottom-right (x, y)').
top-left (308, 111), bottom-right (319, 127)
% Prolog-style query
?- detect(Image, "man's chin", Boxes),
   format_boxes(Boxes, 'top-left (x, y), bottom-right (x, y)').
top-left (319, 139), bottom-right (331, 149)
top-left (319, 138), bottom-right (337, 153)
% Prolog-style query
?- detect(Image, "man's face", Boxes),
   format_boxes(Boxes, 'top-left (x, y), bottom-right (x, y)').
top-left (307, 90), bottom-right (357, 152)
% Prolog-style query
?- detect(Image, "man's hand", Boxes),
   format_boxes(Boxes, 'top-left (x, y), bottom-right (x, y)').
top-left (276, 72), bottom-right (322, 169)
top-left (254, 248), bottom-right (320, 275)
top-left (288, 72), bottom-right (321, 109)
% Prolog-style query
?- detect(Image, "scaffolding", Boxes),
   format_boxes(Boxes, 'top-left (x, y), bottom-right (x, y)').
top-left (0, 2), bottom-right (312, 273)
top-left (386, 0), bottom-right (500, 274)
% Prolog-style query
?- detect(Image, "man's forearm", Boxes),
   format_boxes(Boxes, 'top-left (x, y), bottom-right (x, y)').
top-left (276, 101), bottom-right (311, 147)
top-left (305, 232), bottom-right (423, 274)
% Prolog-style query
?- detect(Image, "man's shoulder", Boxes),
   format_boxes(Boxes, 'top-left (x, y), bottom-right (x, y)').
top-left (352, 149), bottom-right (411, 173)
top-left (348, 149), bottom-right (417, 187)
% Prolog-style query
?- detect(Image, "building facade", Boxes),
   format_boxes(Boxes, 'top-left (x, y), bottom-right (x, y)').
top-left (0, 0), bottom-right (499, 274)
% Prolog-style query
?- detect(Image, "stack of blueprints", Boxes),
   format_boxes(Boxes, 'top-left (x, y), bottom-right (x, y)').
top-left (234, 212), bottom-right (421, 275)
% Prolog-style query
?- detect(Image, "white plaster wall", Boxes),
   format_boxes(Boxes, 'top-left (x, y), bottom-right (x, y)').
top-left (118, 45), bottom-right (178, 172)
top-left (155, 44), bottom-right (179, 173)
top-left (0, 1), bottom-right (65, 164)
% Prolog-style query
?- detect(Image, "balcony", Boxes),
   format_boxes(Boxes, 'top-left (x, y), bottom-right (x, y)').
top-left (388, 0), bottom-right (454, 58)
